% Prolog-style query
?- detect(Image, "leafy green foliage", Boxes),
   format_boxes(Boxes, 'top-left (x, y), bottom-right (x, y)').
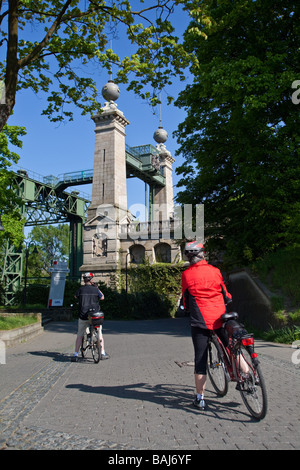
top-left (174, 0), bottom-right (300, 265)
top-left (26, 224), bottom-right (69, 276)
top-left (0, 124), bottom-right (26, 247)
top-left (252, 246), bottom-right (300, 306)
top-left (96, 263), bottom-right (186, 319)
top-left (0, 0), bottom-right (193, 129)
top-left (12, 283), bottom-right (49, 307)
top-left (261, 325), bottom-right (300, 344)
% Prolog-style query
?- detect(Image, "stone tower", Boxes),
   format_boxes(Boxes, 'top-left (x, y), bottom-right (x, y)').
top-left (153, 126), bottom-right (175, 220)
top-left (89, 82), bottom-right (129, 219)
top-left (80, 82), bottom-right (181, 284)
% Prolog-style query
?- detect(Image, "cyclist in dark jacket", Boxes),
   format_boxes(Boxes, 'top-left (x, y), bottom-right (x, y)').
top-left (71, 272), bottom-right (108, 361)
top-left (182, 241), bottom-right (232, 410)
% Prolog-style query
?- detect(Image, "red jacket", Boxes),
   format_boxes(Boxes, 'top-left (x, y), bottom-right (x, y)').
top-left (181, 260), bottom-right (232, 330)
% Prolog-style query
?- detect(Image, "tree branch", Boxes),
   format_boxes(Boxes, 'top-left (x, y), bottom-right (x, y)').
top-left (18, 0), bottom-right (73, 69)
top-left (0, 7), bottom-right (9, 26)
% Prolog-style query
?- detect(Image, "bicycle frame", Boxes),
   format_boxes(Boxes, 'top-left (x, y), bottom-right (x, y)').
top-left (213, 332), bottom-right (259, 384)
top-left (208, 314), bottom-right (267, 420)
top-left (81, 319), bottom-right (102, 363)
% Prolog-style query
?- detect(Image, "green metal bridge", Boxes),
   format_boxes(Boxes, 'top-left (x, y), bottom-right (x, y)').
top-left (46, 144), bottom-right (165, 191)
top-left (1, 144), bottom-right (165, 305)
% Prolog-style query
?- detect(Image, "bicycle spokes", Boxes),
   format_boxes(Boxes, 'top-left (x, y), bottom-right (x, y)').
top-left (91, 329), bottom-right (101, 363)
top-left (235, 346), bottom-right (267, 420)
top-left (80, 327), bottom-right (102, 363)
top-left (207, 337), bottom-right (229, 397)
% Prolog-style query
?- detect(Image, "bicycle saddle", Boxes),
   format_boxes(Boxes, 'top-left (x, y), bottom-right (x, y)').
top-left (221, 312), bottom-right (239, 322)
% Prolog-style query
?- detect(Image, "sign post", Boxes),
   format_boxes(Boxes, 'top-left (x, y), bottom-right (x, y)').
top-left (48, 261), bottom-right (70, 308)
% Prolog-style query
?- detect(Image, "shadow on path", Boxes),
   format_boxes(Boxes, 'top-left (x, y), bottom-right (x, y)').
top-left (66, 381), bottom-right (254, 422)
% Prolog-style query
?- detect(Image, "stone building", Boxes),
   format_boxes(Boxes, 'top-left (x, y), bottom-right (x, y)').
top-left (80, 81), bottom-right (181, 285)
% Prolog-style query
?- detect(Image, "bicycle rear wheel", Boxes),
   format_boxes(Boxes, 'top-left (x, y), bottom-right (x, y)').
top-left (235, 346), bottom-right (267, 420)
top-left (91, 328), bottom-right (102, 363)
top-left (207, 337), bottom-right (228, 397)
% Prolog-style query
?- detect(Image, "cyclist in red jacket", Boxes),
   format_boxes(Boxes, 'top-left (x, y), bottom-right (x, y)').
top-left (182, 241), bottom-right (232, 410)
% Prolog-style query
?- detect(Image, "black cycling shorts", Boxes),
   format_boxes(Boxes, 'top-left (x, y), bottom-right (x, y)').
top-left (191, 326), bottom-right (228, 375)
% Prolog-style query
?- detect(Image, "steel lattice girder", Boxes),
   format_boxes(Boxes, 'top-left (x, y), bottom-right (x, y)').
top-left (14, 174), bottom-right (89, 226)
top-left (1, 172), bottom-right (89, 305)
top-left (1, 241), bottom-right (23, 306)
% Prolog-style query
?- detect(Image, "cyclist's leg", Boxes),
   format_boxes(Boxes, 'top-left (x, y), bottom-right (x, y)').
top-left (72, 319), bottom-right (88, 360)
top-left (98, 325), bottom-right (109, 358)
top-left (98, 325), bottom-right (104, 350)
top-left (215, 327), bottom-right (228, 347)
top-left (191, 327), bottom-right (210, 407)
top-left (236, 351), bottom-right (250, 374)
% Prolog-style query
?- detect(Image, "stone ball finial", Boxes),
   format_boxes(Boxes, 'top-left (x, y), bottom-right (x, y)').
top-left (153, 126), bottom-right (168, 144)
top-left (102, 80), bottom-right (120, 102)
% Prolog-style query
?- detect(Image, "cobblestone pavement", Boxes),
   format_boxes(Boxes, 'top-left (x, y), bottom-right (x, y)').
top-left (0, 318), bottom-right (299, 451)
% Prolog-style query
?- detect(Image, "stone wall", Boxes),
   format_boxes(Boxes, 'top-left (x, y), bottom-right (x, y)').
top-left (0, 313), bottom-right (43, 347)
top-left (228, 269), bottom-right (280, 330)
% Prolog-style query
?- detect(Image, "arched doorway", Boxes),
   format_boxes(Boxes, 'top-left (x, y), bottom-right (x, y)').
top-left (129, 244), bottom-right (145, 264)
top-left (154, 242), bottom-right (171, 263)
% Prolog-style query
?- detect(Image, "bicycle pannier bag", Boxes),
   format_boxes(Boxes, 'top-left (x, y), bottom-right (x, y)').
top-left (225, 319), bottom-right (247, 339)
top-left (90, 312), bottom-right (104, 327)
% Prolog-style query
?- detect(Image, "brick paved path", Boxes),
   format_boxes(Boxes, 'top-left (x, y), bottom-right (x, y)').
top-left (0, 318), bottom-right (299, 450)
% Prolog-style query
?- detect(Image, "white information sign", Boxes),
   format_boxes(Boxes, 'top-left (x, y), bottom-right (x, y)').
top-left (48, 261), bottom-right (69, 307)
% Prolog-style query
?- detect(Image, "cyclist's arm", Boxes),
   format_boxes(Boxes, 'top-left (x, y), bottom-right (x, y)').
top-left (220, 281), bottom-right (233, 311)
top-left (181, 274), bottom-right (190, 312)
top-left (98, 289), bottom-right (104, 301)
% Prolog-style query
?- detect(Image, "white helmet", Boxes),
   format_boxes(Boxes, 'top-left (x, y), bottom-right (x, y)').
top-left (83, 272), bottom-right (94, 281)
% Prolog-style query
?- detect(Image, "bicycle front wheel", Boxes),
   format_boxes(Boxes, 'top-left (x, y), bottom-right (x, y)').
top-left (207, 337), bottom-right (228, 397)
top-left (235, 346), bottom-right (267, 420)
top-left (91, 328), bottom-right (101, 363)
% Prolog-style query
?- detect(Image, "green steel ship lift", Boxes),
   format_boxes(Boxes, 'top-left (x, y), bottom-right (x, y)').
top-left (1, 144), bottom-right (165, 304)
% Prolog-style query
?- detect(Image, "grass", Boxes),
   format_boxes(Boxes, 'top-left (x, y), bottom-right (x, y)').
top-left (260, 325), bottom-right (300, 344)
top-left (0, 314), bottom-right (38, 330)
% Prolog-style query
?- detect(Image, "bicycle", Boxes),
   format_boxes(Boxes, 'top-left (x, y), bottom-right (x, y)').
top-left (80, 312), bottom-right (104, 363)
top-left (207, 312), bottom-right (267, 420)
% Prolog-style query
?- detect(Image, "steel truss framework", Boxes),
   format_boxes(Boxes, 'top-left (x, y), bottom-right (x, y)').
top-left (1, 144), bottom-right (165, 304)
top-left (1, 170), bottom-right (89, 305)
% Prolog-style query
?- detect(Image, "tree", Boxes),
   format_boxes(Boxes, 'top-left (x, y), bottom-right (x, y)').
top-left (26, 223), bottom-right (69, 277)
top-left (174, 0), bottom-right (300, 265)
top-left (0, 0), bottom-right (192, 131)
top-left (0, 124), bottom-right (26, 247)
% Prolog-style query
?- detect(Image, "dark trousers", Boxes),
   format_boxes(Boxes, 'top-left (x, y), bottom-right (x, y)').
top-left (191, 326), bottom-right (228, 375)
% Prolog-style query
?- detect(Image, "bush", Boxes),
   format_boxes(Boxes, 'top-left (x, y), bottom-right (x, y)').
top-left (253, 246), bottom-right (300, 306)
top-left (262, 325), bottom-right (300, 344)
top-left (13, 283), bottom-right (49, 306)
top-left (1, 263), bottom-right (186, 319)
top-left (64, 279), bottom-right (81, 307)
top-left (96, 263), bottom-right (186, 320)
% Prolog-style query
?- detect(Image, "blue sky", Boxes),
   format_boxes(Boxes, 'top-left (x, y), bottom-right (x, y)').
top-left (7, 3), bottom-right (192, 220)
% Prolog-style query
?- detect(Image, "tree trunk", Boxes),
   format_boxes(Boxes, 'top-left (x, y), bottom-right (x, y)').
top-left (0, 0), bottom-right (19, 132)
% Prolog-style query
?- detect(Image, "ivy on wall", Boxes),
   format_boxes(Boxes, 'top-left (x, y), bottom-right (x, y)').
top-left (98, 262), bottom-right (187, 320)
